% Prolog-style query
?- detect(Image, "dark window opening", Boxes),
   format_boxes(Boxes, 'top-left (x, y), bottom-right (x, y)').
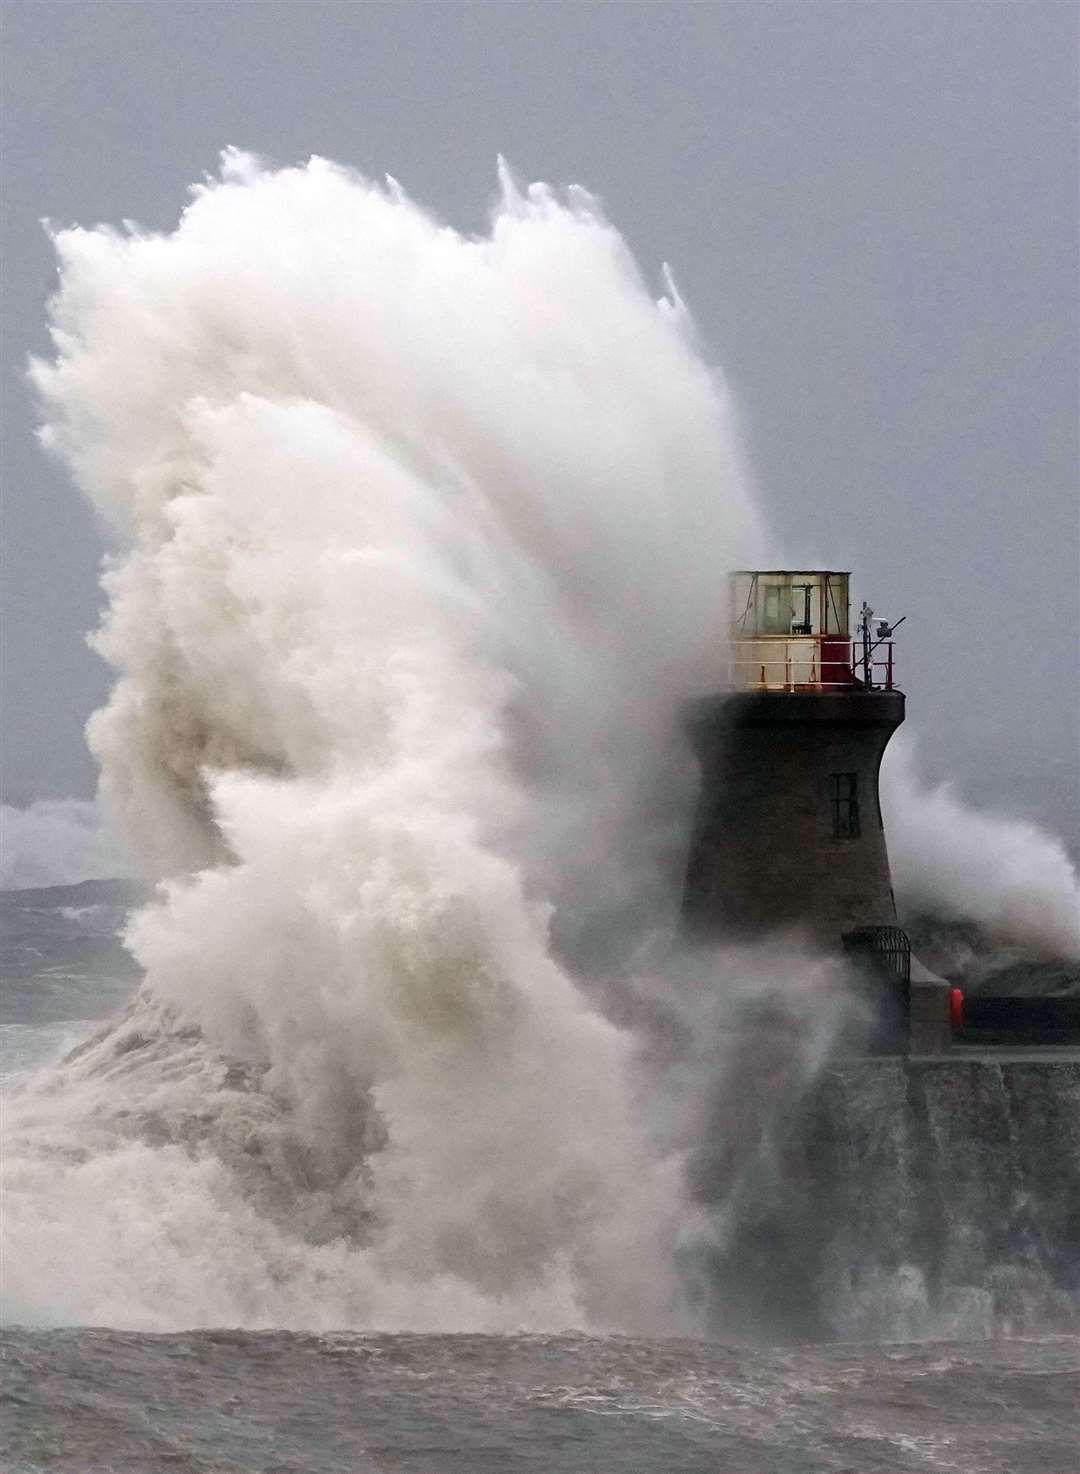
top-left (830, 773), bottom-right (860, 837)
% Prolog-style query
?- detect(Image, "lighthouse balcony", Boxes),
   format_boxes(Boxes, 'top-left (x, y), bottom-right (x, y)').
top-left (726, 635), bottom-right (898, 693)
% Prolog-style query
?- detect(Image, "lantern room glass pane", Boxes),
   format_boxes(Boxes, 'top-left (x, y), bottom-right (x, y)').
top-left (824, 574), bottom-right (850, 635)
top-left (761, 580), bottom-right (790, 633)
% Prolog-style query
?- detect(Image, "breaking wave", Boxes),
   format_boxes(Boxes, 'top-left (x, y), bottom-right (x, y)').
top-left (7, 151), bottom-right (763, 1332)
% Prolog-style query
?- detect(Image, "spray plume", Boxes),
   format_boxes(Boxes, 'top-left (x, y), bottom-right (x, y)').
top-left (882, 741), bottom-right (1080, 962)
top-left (6, 151), bottom-right (763, 1332)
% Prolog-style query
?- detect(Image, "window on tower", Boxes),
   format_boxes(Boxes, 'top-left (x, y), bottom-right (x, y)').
top-left (830, 773), bottom-right (860, 837)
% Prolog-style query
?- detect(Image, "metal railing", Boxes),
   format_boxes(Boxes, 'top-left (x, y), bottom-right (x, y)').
top-left (726, 637), bottom-right (897, 692)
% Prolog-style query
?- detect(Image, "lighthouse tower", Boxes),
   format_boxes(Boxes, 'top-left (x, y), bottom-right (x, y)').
top-left (681, 569), bottom-right (952, 1053)
top-left (682, 570), bottom-right (904, 944)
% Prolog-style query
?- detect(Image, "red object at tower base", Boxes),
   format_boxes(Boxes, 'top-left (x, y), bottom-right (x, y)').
top-left (950, 988), bottom-right (965, 1031)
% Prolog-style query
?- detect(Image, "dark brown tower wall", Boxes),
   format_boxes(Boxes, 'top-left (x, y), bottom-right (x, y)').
top-left (682, 689), bottom-right (905, 945)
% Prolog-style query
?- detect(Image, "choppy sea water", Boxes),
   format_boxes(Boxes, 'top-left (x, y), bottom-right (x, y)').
top-left (4, 1328), bottom-right (1079, 1474)
top-left (1, 879), bottom-right (141, 1079)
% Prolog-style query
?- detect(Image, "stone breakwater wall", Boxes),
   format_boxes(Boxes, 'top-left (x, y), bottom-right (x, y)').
top-left (699, 1055), bottom-right (1080, 1343)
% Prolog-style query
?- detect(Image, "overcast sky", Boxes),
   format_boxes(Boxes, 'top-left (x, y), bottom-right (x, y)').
top-left (3, 0), bottom-right (1077, 844)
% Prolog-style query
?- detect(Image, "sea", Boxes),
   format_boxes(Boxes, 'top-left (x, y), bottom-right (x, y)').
top-left (3, 880), bottom-right (1079, 1474)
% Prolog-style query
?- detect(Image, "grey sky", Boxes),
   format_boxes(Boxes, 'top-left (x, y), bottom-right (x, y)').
top-left (2, 0), bottom-right (1077, 844)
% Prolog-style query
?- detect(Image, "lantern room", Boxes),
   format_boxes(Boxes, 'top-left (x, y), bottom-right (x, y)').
top-left (727, 570), bottom-right (886, 692)
top-left (732, 570), bottom-right (850, 638)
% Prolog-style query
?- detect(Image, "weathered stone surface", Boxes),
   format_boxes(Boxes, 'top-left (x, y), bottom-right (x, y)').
top-left (696, 1055), bottom-right (1080, 1341)
top-left (682, 689), bottom-right (904, 946)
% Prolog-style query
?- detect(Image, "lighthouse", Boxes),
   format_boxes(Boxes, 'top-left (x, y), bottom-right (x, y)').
top-left (681, 569), bottom-right (952, 1054)
top-left (682, 569), bottom-right (903, 942)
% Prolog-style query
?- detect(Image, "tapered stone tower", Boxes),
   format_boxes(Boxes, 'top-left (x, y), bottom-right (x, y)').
top-left (681, 571), bottom-right (904, 946)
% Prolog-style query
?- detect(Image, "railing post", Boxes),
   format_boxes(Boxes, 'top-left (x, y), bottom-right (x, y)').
top-left (886, 642), bottom-right (893, 691)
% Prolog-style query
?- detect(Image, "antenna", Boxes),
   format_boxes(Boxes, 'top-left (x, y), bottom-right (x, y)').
top-left (859, 601), bottom-right (874, 686)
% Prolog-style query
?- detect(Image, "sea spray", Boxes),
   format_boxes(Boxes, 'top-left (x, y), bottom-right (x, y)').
top-left (882, 738), bottom-right (1080, 961)
top-left (7, 151), bottom-right (763, 1331)
top-left (0, 800), bottom-right (124, 891)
